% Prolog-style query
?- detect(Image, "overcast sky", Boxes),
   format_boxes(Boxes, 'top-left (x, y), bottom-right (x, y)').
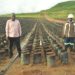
top-left (0, 0), bottom-right (70, 14)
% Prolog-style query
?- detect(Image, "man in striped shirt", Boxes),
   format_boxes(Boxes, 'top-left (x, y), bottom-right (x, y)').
top-left (5, 13), bottom-right (22, 58)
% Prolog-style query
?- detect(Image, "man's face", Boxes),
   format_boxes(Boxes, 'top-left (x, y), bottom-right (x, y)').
top-left (11, 14), bottom-right (16, 21)
top-left (68, 18), bottom-right (73, 22)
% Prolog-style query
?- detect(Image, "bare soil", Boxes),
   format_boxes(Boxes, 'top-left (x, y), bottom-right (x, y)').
top-left (6, 58), bottom-right (75, 75)
top-left (44, 15), bottom-right (66, 24)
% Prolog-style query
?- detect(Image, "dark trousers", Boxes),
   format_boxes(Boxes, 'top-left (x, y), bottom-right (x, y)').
top-left (8, 37), bottom-right (21, 57)
top-left (64, 37), bottom-right (75, 51)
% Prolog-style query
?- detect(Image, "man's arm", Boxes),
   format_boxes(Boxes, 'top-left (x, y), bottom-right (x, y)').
top-left (5, 20), bottom-right (9, 38)
top-left (18, 21), bottom-right (22, 37)
top-left (63, 23), bottom-right (67, 37)
top-left (74, 23), bottom-right (75, 32)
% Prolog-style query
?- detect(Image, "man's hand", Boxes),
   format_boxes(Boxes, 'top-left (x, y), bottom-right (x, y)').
top-left (6, 36), bottom-right (8, 40)
top-left (63, 35), bottom-right (66, 38)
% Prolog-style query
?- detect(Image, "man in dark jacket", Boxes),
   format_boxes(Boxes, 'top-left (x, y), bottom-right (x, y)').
top-left (63, 14), bottom-right (75, 51)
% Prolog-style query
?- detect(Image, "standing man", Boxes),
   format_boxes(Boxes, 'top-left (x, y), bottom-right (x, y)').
top-left (5, 13), bottom-right (22, 58)
top-left (63, 14), bottom-right (75, 51)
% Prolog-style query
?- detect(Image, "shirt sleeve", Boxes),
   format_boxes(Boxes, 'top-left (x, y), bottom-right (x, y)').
top-left (74, 23), bottom-right (75, 32)
top-left (74, 23), bottom-right (75, 26)
top-left (5, 20), bottom-right (9, 37)
top-left (18, 20), bottom-right (22, 36)
top-left (63, 23), bottom-right (67, 35)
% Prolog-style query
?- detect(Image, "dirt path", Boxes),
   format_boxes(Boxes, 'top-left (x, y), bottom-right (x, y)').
top-left (6, 58), bottom-right (75, 75)
top-left (44, 14), bottom-right (66, 24)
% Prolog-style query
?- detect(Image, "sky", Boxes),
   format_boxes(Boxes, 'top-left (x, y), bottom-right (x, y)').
top-left (0, 0), bottom-right (70, 14)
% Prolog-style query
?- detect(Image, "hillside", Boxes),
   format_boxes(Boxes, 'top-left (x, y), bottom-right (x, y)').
top-left (43, 1), bottom-right (75, 20)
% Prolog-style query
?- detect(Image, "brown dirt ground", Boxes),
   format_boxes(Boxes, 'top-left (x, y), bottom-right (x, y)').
top-left (44, 15), bottom-right (66, 24)
top-left (6, 58), bottom-right (75, 75)
top-left (0, 57), bottom-right (10, 69)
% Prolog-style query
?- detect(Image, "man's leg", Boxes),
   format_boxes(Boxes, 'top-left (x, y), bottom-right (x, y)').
top-left (64, 38), bottom-right (69, 51)
top-left (15, 37), bottom-right (21, 57)
top-left (8, 37), bottom-right (14, 58)
top-left (69, 38), bottom-right (74, 51)
top-left (73, 38), bottom-right (75, 52)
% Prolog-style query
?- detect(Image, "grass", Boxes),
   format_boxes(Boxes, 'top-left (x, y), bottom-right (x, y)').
top-left (0, 13), bottom-right (43, 18)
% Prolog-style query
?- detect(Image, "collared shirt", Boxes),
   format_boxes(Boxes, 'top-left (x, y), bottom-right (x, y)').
top-left (5, 19), bottom-right (22, 37)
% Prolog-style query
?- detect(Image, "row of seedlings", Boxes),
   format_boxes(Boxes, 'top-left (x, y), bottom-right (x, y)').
top-left (30, 25), bottom-right (43, 64)
top-left (41, 25), bottom-right (56, 67)
top-left (21, 28), bottom-right (36, 65)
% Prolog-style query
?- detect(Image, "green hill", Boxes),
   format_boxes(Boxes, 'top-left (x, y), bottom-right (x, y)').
top-left (43, 1), bottom-right (75, 20)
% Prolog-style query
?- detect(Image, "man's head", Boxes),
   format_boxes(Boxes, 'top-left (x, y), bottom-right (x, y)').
top-left (67, 14), bottom-right (74, 22)
top-left (11, 13), bottom-right (16, 21)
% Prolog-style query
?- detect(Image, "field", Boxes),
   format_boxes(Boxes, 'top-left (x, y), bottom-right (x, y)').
top-left (0, 16), bottom-right (75, 75)
top-left (0, 13), bottom-right (42, 18)
top-left (0, 1), bottom-right (75, 75)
